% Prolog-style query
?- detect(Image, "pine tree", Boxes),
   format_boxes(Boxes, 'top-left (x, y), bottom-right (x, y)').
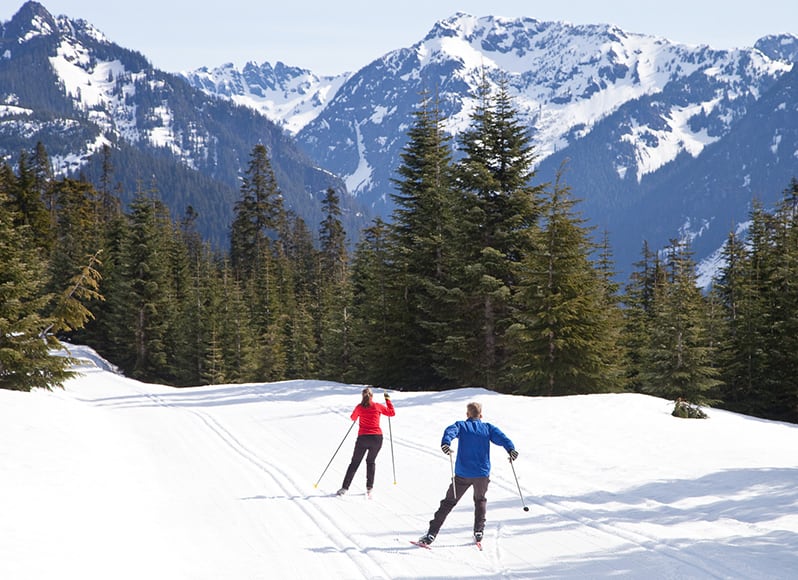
top-left (594, 230), bottom-right (628, 390)
top-left (443, 76), bottom-right (542, 389)
top-left (510, 171), bottom-right (624, 395)
top-left (123, 188), bottom-right (174, 382)
top-left (47, 178), bottom-right (104, 301)
top-left (347, 218), bottom-right (402, 384)
top-left (712, 227), bottom-right (752, 411)
top-left (230, 144), bottom-right (289, 381)
top-left (230, 144), bottom-right (284, 282)
top-left (32, 141), bottom-right (56, 230)
top-left (11, 149), bottom-right (52, 252)
top-left (216, 259), bottom-right (258, 382)
top-left (47, 251), bottom-right (104, 337)
top-left (759, 182), bottom-right (798, 420)
top-left (317, 188), bottom-right (350, 379)
top-left (283, 213), bottom-right (318, 379)
top-left (77, 206), bottom-right (129, 367)
top-left (387, 93), bottom-right (456, 387)
top-left (622, 242), bottom-right (660, 392)
top-left (0, 188), bottom-right (74, 391)
top-left (638, 240), bottom-right (720, 404)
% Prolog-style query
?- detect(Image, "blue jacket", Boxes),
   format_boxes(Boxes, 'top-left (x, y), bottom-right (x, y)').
top-left (441, 418), bottom-right (515, 478)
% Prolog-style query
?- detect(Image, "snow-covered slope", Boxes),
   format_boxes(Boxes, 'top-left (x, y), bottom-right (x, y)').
top-left (187, 14), bottom-right (792, 203)
top-left (4, 3), bottom-right (798, 275)
top-left (184, 14), bottom-right (798, 277)
top-left (0, 2), bottom-right (358, 248)
top-left (181, 61), bottom-right (351, 135)
top-left (3, 344), bottom-right (797, 579)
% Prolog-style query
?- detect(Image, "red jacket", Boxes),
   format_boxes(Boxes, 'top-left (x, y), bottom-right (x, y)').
top-left (351, 399), bottom-right (395, 435)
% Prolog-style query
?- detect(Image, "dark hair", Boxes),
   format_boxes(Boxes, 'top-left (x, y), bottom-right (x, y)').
top-left (360, 387), bottom-right (373, 408)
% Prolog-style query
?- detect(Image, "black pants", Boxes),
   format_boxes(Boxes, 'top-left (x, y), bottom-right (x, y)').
top-left (428, 475), bottom-right (489, 536)
top-left (341, 434), bottom-right (383, 489)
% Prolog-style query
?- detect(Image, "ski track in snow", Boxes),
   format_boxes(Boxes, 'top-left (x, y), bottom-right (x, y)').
top-left (118, 382), bottom-right (513, 578)
top-left (10, 346), bottom-right (796, 579)
top-left (158, 389), bottom-right (728, 579)
top-left (129, 384), bottom-right (395, 580)
top-left (529, 494), bottom-right (734, 579)
top-left (85, 379), bottom-right (765, 579)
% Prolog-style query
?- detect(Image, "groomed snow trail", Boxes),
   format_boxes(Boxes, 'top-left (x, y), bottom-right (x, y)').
top-left (4, 346), bottom-right (798, 579)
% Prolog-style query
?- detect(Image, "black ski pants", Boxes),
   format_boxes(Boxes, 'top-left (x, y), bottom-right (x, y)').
top-left (341, 434), bottom-right (383, 490)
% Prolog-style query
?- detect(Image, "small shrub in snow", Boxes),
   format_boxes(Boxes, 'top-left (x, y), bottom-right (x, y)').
top-left (672, 397), bottom-right (708, 419)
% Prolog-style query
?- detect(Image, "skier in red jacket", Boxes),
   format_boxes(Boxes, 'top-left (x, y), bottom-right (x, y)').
top-left (337, 387), bottom-right (395, 496)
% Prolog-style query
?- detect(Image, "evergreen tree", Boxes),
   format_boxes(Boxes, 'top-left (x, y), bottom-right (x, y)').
top-left (11, 149), bottom-right (52, 251)
top-left (712, 226), bottom-right (753, 411)
top-left (444, 76), bottom-right (542, 389)
top-left (78, 207), bottom-right (132, 368)
top-left (230, 144), bottom-right (289, 381)
top-left (47, 251), bottom-right (104, 337)
top-left (317, 188), bottom-right (351, 379)
top-left (347, 218), bottom-right (402, 384)
top-left (32, 141), bottom-right (56, 229)
top-left (230, 144), bottom-right (284, 281)
top-left (0, 188), bottom-right (74, 391)
top-left (123, 188), bottom-right (175, 382)
top-left (47, 178), bottom-right (104, 301)
top-left (638, 240), bottom-right (720, 404)
top-left (216, 259), bottom-right (258, 382)
top-left (283, 213), bottom-right (319, 379)
top-left (593, 230), bottom-right (628, 390)
top-left (759, 182), bottom-right (798, 420)
top-left (387, 93), bottom-right (456, 387)
top-left (712, 184), bottom-right (798, 421)
top-left (510, 171), bottom-right (624, 395)
top-left (98, 144), bottom-right (122, 223)
top-left (201, 270), bottom-right (228, 386)
top-left (162, 215), bottom-right (198, 385)
top-left (622, 242), bottom-right (660, 392)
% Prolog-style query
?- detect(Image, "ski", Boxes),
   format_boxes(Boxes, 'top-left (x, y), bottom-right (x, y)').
top-left (409, 540), bottom-right (431, 550)
top-left (475, 540), bottom-right (483, 551)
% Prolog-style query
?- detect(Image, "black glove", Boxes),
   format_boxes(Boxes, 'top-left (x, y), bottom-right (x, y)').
top-left (508, 449), bottom-right (519, 461)
top-left (441, 444), bottom-right (452, 455)
top-left (384, 392), bottom-right (391, 401)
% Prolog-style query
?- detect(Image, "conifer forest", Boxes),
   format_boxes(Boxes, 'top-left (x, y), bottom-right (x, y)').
top-left (2, 83), bottom-right (797, 424)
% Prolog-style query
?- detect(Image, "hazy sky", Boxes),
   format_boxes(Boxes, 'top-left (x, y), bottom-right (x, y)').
top-left (8, 1), bottom-right (798, 74)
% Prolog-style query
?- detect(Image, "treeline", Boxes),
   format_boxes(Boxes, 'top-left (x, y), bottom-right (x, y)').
top-left (1, 81), bottom-right (797, 423)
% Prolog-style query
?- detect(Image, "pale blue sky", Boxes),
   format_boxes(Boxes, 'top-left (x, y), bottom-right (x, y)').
top-left (9, 1), bottom-right (798, 74)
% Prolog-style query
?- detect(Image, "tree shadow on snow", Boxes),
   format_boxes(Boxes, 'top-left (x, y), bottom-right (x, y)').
top-left (517, 467), bottom-right (798, 578)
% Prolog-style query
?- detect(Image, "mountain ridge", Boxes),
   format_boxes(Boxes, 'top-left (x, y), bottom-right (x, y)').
top-left (186, 12), bottom-right (796, 274)
top-left (0, 1), bottom-right (367, 247)
top-left (3, 2), bottom-right (797, 274)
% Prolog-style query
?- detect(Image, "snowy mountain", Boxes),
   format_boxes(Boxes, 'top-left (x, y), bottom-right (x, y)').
top-left (3, 2), bottom-right (797, 273)
top-left (181, 61), bottom-right (351, 136)
top-left (185, 14), bottom-right (798, 275)
top-left (0, 2), bottom-right (366, 246)
top-left (3, 343), bottom-right (797, 579)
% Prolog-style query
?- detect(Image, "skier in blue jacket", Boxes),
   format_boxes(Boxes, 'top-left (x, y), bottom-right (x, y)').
top-left (417, 401), bottom-right (518, 546)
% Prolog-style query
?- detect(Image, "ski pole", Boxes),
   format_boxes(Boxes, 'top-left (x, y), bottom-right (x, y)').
top-left (508, 456), bottom-right (529, 512)
top-left (387, 413), bottom-right (397, 485)
top-left (314, 419), bottom-right (356, 488)
top-left (449, 450), bottom-right (457, 499)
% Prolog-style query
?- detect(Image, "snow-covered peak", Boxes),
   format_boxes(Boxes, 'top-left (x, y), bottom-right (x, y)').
top-left (181, 61), bottom-right (351, 135)
top-left (3, 1), bottom-right (58, 44)
top-left (55, 14), bottom-right (111, 46)
top-left (754, 33), bottom-right (798, 63)
top-left (397, 14), bottom-right (787, 165)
